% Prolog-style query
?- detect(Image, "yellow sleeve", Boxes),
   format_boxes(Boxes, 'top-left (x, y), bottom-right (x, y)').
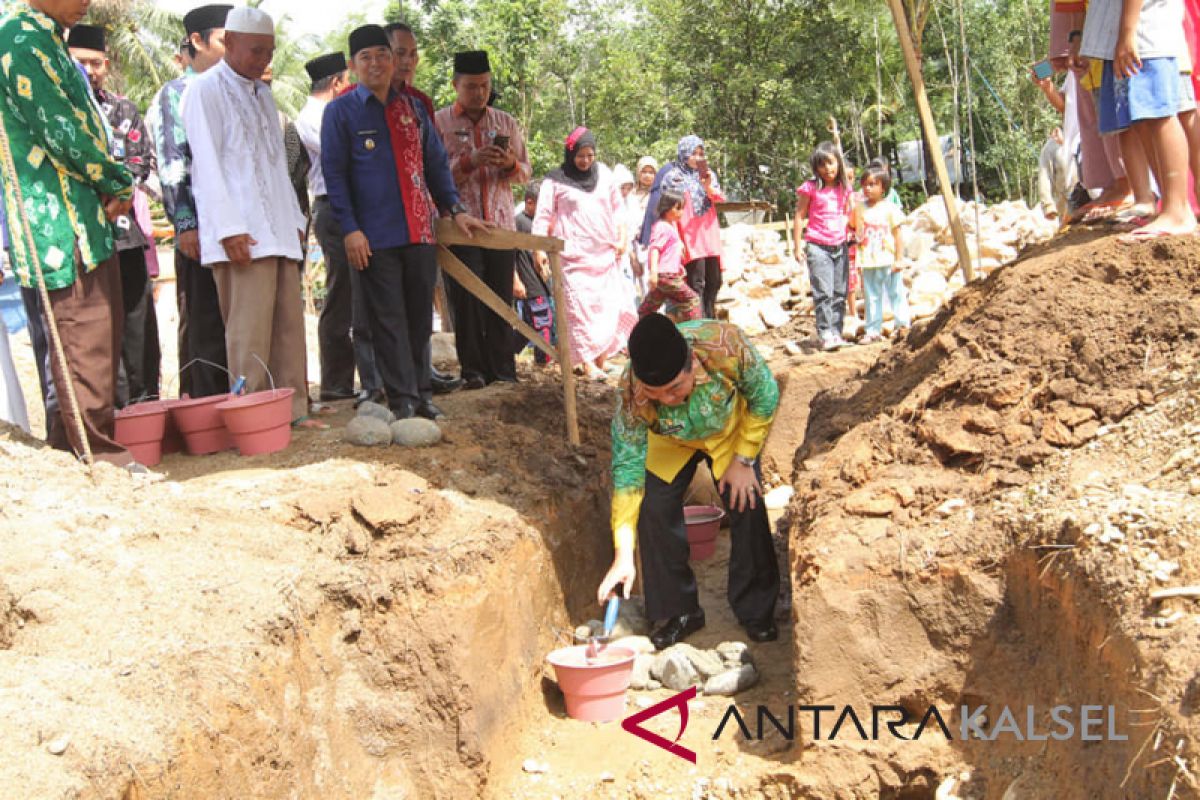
top-left (610, 488), bottom-right (643, 551)
top-left (734, 412), bottom-right (774, 460)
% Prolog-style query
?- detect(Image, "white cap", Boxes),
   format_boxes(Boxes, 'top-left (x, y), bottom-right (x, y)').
top-left (224, 6), bottom-right (274, 35)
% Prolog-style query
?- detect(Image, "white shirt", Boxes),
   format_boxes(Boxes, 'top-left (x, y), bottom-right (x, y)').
top-left (1080, 0), bottom-right (1188, 64)
top-left (295, 95), bottom-right (326, 197)
top-left (182, 60), bottom-right (306, 265)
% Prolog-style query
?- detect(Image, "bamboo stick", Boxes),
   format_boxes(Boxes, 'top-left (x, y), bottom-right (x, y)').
top-left (548, 251), bottom-right (580, 447)
top-left (885, 0), bottom-right (975, 283)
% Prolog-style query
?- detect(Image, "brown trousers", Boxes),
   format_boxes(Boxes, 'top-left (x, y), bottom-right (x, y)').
top-left (45, 253), bottom-right (132, 466)
top-left (211, 257), bottom-right (308, 420)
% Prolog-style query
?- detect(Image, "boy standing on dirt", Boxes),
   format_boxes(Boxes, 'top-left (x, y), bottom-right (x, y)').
top-left (597, 313), bottom-right (781, 650)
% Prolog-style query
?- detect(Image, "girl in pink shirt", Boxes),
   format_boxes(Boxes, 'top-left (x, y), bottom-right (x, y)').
top-left (793, 142), bottom-right (854, 350)
top-left (637, 191), bottom-right (701, 321)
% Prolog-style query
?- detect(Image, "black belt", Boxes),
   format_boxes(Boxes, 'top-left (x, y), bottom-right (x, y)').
top-left (315, 194), bottom-right (329, 202)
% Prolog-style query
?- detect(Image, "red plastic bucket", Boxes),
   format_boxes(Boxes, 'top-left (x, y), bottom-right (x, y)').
top-left (216, 387), bottom-right (295, 456)
top-left (114, 400), bottom-right (168, 466)
top-left (170, 394), bottom-right (232, 455)
top-left (546, 645), bottom-right (636, 722)
top-left (684, 505), bottom-right (725, 561)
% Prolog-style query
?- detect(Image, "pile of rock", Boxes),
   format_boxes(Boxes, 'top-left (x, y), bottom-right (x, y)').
top-left (718, 197), bottom-right (1059, 336)
top-left (571, 597), bottom-right (760, 697)
top-left (344, 401), bottom-right (443, 448)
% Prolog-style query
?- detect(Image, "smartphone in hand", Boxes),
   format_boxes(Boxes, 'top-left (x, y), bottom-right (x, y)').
top-left (493, 134), bottom-right (510, 151)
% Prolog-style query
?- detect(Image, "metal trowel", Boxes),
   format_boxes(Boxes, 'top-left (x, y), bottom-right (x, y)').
top-left (584, 596), bottom-right (621, 663)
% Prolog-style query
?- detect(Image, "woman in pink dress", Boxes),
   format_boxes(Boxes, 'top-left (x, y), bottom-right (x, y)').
top-left (533, 127), bottom-right (636, 381)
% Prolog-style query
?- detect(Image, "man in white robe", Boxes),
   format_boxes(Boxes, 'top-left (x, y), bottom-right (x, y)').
top-left (182, 6), bottom-right (314, 425)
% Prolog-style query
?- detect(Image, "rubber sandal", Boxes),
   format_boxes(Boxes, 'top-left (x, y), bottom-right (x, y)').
top-left (1075, 198), bottom-right (1128, 224)
top-left (291, 416), bottom-right (330, 430)
top-left (1117, 228), bottom-right (1182, 244)
top-left (1109, 205), bottom-right (1157, 226)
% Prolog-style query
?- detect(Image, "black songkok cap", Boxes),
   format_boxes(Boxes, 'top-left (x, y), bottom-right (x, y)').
top-left (453, 50), bottom-right (491, 75)
top-left (67, 24), bottom-right (106, 52)
top-left (305, 52), bottom-right (347, 83)
top-left (183, 4), bottom-right (232, 36)
top-left (349, 24), bottom-right (390, 58)
top-left (629, 313), bottom-right (690, 387)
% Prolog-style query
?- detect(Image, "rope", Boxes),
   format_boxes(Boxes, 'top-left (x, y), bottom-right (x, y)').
top-left (0, 105), bottom-right (93, 465)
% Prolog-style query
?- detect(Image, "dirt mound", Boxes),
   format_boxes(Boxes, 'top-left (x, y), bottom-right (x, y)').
top-left (783, 230), bottom-right (1200, 797)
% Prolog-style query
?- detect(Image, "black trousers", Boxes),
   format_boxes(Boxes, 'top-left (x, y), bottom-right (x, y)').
top-left (175, 248), bottom-right (227, 397)
top-left (115, 247), bottom-right (161, 406)
top-left (684, 256), bottom-right (723, 319)
top-left (446, 245), bottom-right (516, 383)
top-left (20, 286), bottom-right (55, 435)
top-left (359, 244), bottom-right (436, 412)
top-left (637, 451), bottom-right (779, 625)
top-left (314, 197), bottom-right (380, 393)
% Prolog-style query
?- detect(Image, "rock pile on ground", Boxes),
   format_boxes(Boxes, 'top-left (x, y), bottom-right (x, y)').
top-left (719, 197), bottom-right (1059, 336)
top-left (344, 402), bottom-right (444, 447)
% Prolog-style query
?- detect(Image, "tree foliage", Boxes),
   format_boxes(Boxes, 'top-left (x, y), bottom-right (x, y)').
top-left (88, 0), bottom-right (1056, 206)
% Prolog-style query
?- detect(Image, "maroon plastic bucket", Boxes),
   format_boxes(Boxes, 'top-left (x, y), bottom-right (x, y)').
top-left (170, 394), bottom-right (232, 455)
top-left (114, 400), bottom-right (168, 466)
top-left (216, 387), bottom-right (295, 456)
top-left (545, 645), bottom-right (636, 722)
top-left (684, 505), bottom-right (725, 561)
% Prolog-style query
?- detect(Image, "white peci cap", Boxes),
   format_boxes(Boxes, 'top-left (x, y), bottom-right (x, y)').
top-left (224, 6), bottom-right (274, 35)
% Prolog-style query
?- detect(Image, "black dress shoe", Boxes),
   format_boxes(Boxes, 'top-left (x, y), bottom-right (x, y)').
top-left (743, 620), bottom-right (778, 643)
top-left (650, 609), bottom-right (706, 650)
top-left (463, 375), bottom-right (486, 390)
top-left (319, 388), bottom-right (357, 401)
top-left (493, 375), bottom-right (518, 384)
top-left (391, 402), bottom-right (416, 420)
top-left (415, 400), bottom-right (444, 420)
top-left (431, 374), bottom-right (464, 394)
top-left (354, 389), bottom-right (386, 408)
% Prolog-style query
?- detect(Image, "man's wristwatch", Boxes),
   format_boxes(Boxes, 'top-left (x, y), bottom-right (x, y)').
top-left (449, 202), bottom-right (468, 219)
top-left (734, 454), bottom-right (755, 468)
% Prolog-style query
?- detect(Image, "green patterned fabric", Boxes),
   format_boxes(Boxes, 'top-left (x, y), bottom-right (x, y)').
top-left (0, 6), bottom-right (132, 290)
top-left (611, 319), bottom-right (779, 495)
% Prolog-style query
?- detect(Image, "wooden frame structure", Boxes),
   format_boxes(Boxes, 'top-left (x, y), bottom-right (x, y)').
top-left (433, 219), bottom-right (580, 445)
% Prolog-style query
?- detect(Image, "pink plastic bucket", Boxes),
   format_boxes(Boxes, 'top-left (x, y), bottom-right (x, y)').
top-left (114, 400), bottom-right (168, 466)
top-left (684, 505), bottom-right (725, 561)
top-left (170, 394), bottom-right (232, 455)
top-left (546, 645), bottom-right (636, 722)
top-left (216, 387), bottom-right (295, 456)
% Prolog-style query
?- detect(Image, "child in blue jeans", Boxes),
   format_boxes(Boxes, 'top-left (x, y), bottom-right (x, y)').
top-left (852, 165), bottom-right (910, 342)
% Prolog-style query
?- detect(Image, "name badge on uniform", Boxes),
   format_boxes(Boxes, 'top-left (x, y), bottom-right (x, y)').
top-left (357, 129), bottom-right (378, 151)
top-left (658, 421), bottom-right (684, 435)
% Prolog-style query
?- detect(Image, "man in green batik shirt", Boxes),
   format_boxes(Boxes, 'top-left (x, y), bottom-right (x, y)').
top-left (597, 313), bottom-right (782, 650)
top-left (0, 0), bottom-right (136, 466)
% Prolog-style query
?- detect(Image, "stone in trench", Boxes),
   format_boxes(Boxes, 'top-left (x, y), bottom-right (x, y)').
top-left (391, 418), bottom-right (443, 448)
top-left (716, 641), bottom-right (754, 667)
top-left (764, 486), bottom-right (794, 510)
top-left (611, 635), bottom-right (655, 654)
top-left (656, 651), bottom-right (702, 691)
top-left (629, 653), bottom-right (656, 690)
top-left (667, 643), bottom-right (726, 680)
top-left (344, 415), bottom-right (393, 447)
top-left (844, 488), bottom-right (897, 517)
top-left (356, 400), bottom-right (395, 424)
top-left (573, 620), bottom-right (603, 644)
top-left (703, 664), bottom-right (759, 696)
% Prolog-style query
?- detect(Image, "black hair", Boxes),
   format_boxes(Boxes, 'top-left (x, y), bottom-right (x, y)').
top-left (384, 22), bottom-right (415, 36)
top-left (657, 189), bottom-right (684, 218)
top-left (311, 73), bottom-right (342, 93)
top-left (524, 179), bottom-right (541, 201)
top-left (809, 140), bottom-right (847, 190)
top-left (868, 156), bottom-right (891, 174)
top-left (860, 164), bottom-right (892, 193)
top-left (185, 28), bottom-right (218, 59)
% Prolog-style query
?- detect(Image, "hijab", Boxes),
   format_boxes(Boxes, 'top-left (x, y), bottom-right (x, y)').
top-left (547, 126), bottom-right (599, 193)
top-left (638, 135), bottom-right (715, 246)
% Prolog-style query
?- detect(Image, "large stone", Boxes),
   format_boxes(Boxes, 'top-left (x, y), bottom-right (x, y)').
top-left (667, 643), bottom-right (726, 680)
top-left (764, 486), bottom-right (794, 510)
top-left (656, 651), bottom-right (701, 691)
top-left (703, 664), bottom-right (759, 696)
top-left (716, 641), bottom-right (754, 667)
top-left (844, 488), bottom-right (897, 517)
top-left (356, 401), bottom-right (395, 424)
top-left (759, 300), bottom-right (790, 329)
top-left (391, 418), bottom-right (443, 448)
top-left (629, 653), bottom-right (656, 690)
top-left (344, 415), bottom-right (393, 447)
top-left (611, 635), bottom-right (655, 655)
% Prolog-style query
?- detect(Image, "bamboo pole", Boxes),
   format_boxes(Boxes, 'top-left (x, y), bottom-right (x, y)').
top-left (547, 251), bottom-right (580, 447)
top-left (885, 0), bottom-right (975, 283)
top-left (433, 246), bottom-right (556, 362)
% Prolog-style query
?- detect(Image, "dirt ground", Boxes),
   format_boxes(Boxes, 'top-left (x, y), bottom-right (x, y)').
top-left (3, 231), bottom-right (1200, 798)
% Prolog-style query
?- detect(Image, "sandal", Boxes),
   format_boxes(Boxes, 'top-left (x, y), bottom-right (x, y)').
top-left (1109, 204), bottom-right (1157, 227)
top-left (292, 416), bottom-right (330, 430)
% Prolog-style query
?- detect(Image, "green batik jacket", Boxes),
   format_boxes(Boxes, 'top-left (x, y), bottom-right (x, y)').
top-left (609, 319), bottom-right (780, 550)
top-left (0, 6), bottom-right (132, 290)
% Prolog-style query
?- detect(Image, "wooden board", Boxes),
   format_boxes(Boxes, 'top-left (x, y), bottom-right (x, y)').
top-left (434, 218), bottom-right (564, 253)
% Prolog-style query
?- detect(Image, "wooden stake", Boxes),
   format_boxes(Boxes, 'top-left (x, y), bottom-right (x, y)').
top-left (885, 0), bottom-right (975, 283)
top-left (548, 251), bottom-right (580, 447)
